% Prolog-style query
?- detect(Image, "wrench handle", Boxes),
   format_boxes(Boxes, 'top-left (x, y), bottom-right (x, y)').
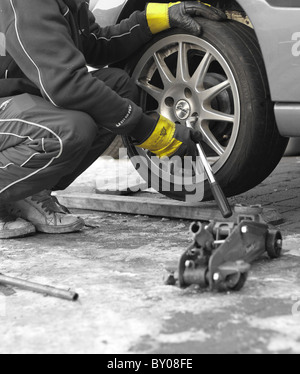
top-left (210, 182), bottom-right (232, 219)
top-left (197, 143), bottom-right (232, 218)
top-left (187, 118), bottom-right (232, 218)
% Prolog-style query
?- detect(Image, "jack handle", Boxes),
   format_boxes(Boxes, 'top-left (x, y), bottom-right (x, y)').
top-left (186, 117), bottom-right (233, 218)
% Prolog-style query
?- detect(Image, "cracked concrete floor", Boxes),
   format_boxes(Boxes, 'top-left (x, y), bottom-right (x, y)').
top-left (1, 157), bottom-right (300, 354)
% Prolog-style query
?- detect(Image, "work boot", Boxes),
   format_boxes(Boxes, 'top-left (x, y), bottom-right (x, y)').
top-left (8, 190), bottom-right (85, 234)
top-left (0, 203), bottom-right (36, 239)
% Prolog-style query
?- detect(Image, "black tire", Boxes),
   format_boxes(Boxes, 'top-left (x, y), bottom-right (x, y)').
top-left (229, 272), bottom-right (248, 292)
top-left (266, 230), bottom-right (282, 259)
top-left (214, 272), bottom-right (248, 292)
top-left (123, 19), bottom-right (288, 201)
top-left (228, 21), bottom-right (289, 195)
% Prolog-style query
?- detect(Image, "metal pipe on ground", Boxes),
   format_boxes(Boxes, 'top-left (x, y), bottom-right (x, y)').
top-left (0, 274), bottom-right (79, 302)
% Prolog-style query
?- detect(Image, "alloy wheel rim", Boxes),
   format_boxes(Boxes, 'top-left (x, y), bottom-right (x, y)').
top-left (130, 34), bottom-right (241, 187)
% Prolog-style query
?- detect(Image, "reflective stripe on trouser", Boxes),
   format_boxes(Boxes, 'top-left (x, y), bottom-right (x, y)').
top-left (0, 68), bottom-right (139, 201)
top-left (0, 93), bottom-right (98, 201)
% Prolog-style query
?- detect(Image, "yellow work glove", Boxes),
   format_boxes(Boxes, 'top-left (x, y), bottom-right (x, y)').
top-left (136, 114), bottom-right (202, 159)
top-left (146, 1), bottom-right (226, 35)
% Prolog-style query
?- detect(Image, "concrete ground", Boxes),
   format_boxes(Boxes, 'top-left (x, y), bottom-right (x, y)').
top-left (1, 157), bottom-right (300, 354)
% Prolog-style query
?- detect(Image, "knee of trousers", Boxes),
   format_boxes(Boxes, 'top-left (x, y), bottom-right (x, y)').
top-left (94, 68), bottom-right (140, 104)
top-left (59, 111), bottom-right (98, 158)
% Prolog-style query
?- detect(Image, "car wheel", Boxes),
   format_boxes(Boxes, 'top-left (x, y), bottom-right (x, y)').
top-left (123, 19), bottom-right (288, 202)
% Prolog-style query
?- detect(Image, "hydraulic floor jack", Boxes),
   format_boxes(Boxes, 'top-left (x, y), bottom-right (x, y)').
top-left (165, 204), bottom-right (283, 292)
top-left (164, 118), bottom-right (283, 292)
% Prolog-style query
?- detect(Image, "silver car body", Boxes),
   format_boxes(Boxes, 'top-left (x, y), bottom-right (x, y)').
top-left (90, 0), bottom-right (300, 137)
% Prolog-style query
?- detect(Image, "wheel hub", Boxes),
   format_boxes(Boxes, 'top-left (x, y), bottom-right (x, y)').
top-left (175, 99), bottom-right (191, 121)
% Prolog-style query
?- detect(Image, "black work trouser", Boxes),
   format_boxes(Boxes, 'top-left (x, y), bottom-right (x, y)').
top-left (0, 68), bottom-right (139, 202)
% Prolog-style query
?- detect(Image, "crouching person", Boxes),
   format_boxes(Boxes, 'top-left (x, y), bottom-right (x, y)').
top-left (0, 0), bottom-right (225, 238)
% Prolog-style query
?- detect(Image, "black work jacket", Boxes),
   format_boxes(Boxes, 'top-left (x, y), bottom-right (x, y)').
top-left (0, 0), bottom-right (154, 135)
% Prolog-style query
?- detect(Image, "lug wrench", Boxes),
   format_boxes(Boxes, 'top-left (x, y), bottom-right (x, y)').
top-left (186, 117), bottom-right (232, 218)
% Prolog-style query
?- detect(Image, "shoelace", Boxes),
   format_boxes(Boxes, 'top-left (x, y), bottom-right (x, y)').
top-left (30, 191), bottom-right (63, 215)
top-left (51, 195), bottom-right (70, 214)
